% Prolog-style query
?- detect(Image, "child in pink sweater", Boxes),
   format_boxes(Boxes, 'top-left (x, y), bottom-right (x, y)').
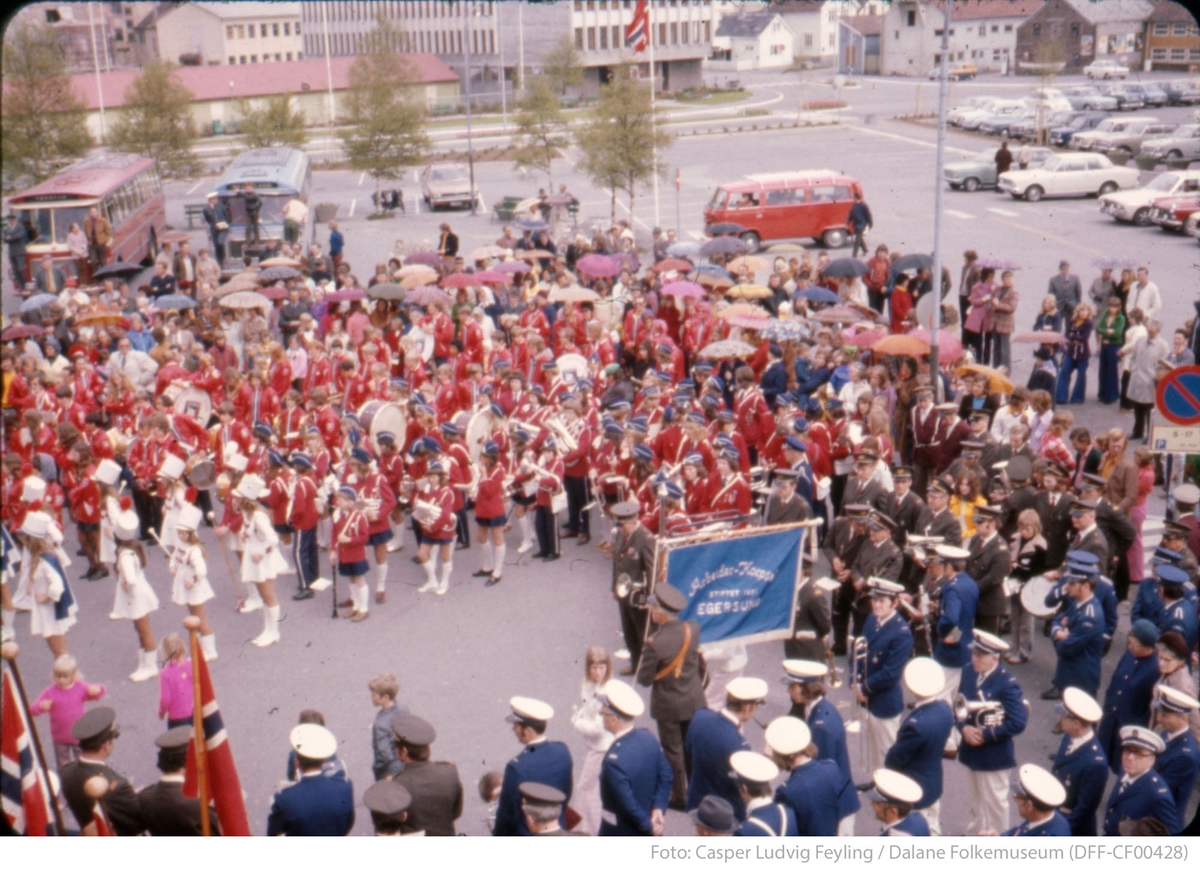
top-left (157, 633), bottom-right (195, 728)
top-left (32, 655), bottom-right (106, 771)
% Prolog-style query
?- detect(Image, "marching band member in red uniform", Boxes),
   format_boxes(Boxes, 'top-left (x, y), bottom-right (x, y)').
top-left (533, 439), bottom-right (564, 562)
top-left (276, 390), bottom-right (307, 454)
top-left (441, 422), bottom-right (473, 548)
top-left (559, 398), bottom-right (593, 546)
top-left (592, 421), bottom-right (630, 551)
top-left (303, 341), bottom-right (335, 403)
top-left (348, 447), bottom-right (397, 605)
top-left (682, 453), bottom-right (713, 515)
top-left (246, 421), bottom-right (275, 476)
top-left (66, 444), bottom-right (103, 580)
top-left (528, 337), bottom-right (554, 390)
top-left (375, 432), bottom-right (407, 552)
top-left (14, 409), bottom-right (57, 466)
top-left (268, 343), bottom-right (293, 397)
top-left (519, 294), bottom-right (551, 347)
top-left (716, 411), bottom-right (752, 474)
top-left (211, 402), bottom-right (252, 471)
top-left (472, 441), bottom-right (508, 587)
top-left (629, 443), bottom-right (660, 523)
top-left (415, 461), bottom-right (457, 595)
top-left (262, 450), bottom-right (296, 574)
top-left (330, 485), bottom-right (371, 622)
top-left (706, 449), bottom-right (753, 528)
top-left (214, 451), bottom-right (248, 572)
top-left (432, 364), bottom-right (458, 424)
top-left (508, 428), bottom-right (539, 555)
top-left (733, 366), bottom-right (772, 467)
top-left (190, 351), bottom-right (225, 406)
top-left (82, 412), bottom-right (115, 463)
top-left (307, 387), bottom-right (341, 461)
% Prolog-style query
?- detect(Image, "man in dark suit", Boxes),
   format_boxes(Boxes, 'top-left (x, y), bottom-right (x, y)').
top-left (998, 455), bottom-right (1038, 540)
top-left (1063, 498), bottom-right (1109, 566)
top-left (267, 724), bottom-right (354, 836)
top-left (612, 501), bottom-right (655, 673)
top-left (598, 681), bottom-right (673, 835)
top-left (636, 582), bottom-right (706, 810)
top-left (1036, 464), bottom-right (1074, 570)
top-left (910, 386), bottom-right (939, 496)
top-left (1076, 474), bottom-right (1136, 599)
top-left (918, 477), bottom-right (964, 551)
top-left (390, 715), bottom-right (464, 836)
top-left (519, 782), bottom-right (586, 835)
top-left (492, 697), bottom-right (574, 836)
top-left (1048, 260), bottom-right (1082, 322)
top-left (138, 727), bottom-right (220, 836)
top-left (437, 222), bottom-right (459, 264)
top-left (850, 512), bottom-right (905, 640)
top-left (202, 192), bottom-right (230, 266)
top-left (966, 505), bottom-right (1011, 636)
top-left (825, 503), bottom-right (871, 655)
top-left (60, 707), bottom-right (146, 836)
top-left (842, 453), bottom-right (887, 514)
top-left (785, 567), bottom-right (832, 661)
top-left (764, 468), bottom-right (812, 525)
top-left (888, 467), bottom-right (932, 596)
top-left (934, 403), bottom-right (972, 476)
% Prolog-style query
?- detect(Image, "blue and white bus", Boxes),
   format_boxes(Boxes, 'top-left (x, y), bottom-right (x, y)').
top-left (213, 147), bottom-right (312, 258)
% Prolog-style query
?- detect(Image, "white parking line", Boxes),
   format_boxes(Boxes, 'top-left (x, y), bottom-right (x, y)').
top-left (987, 207), bottom-right (1020, 217)
top-left (843, 123), bottom-right (977, 156)
top-left (349, 198), bottom-right (356, 218)
top-left (358, 172), bottom-right (366, 187)
top-left (185, 179), bottom-right (205, 195)
top-left (476, 193), bottom-right (488, 214)
top-left (945, 209), bottom-right (975, 220)
top-left (411, 191), bottom-right (420, 214)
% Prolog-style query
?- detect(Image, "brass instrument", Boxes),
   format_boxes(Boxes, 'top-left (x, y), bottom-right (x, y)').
top-left (545, 415), bottom-right (579, 454)
top-left (412, 498), bottom-right (443, 526)
top-left (361, 497), bottom-right (383, 522)
top-left (952, 693), bottom-right (1006, 728)
top-left (614, 571), bottom-right (649, 609)
top-left (661, 509), bottom-right (749, 537)
top-left (845, 637), bottom-right (869, 746)
top-left (897, 594), bottom-right (936, 653)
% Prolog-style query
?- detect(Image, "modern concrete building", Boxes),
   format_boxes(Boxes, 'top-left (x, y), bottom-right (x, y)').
top-left (880, 0), bottom-right (1044, 77)
top-left (711, 9), bottom-right (795, 70)
top-left (5, 1), bottom-right (160, 71)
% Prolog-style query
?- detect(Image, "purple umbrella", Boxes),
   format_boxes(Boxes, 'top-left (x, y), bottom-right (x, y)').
top-left (405, 251), bottom-right (443, 268)
top-left (975, 256), bottom-right (1021, 270)
top-left (325, 287), bottom-right (367, 302)
top-left (407, 286), bottom-right (453, 307)
top-left (576, 254), bottom-right (622, 277)
top-left (660, 281), bottom-right (707, 298)
top-left (611, 251), bottom-right (641, 273)
top-left (700, 236), bottom-right (747, 256)
top-left (496, 260), bottom-right (531, 274)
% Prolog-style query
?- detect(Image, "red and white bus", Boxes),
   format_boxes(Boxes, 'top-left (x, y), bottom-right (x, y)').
top-left (7, 152), bottom-right (167, 280)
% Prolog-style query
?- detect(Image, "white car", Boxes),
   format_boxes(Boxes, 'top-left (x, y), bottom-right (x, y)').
top-left (1084, 59), bottom-right (1129, 80)
top-left (949, 97), bottom-right (1001, 126)
top-left (997, 153), bottom-right (1141, 201)
top-left (1069, 116), bottom-right (1160, 150)
top-left (1099, 169), bottom-right (1200, 225)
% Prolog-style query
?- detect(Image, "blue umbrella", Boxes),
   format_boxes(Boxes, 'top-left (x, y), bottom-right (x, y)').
top-left (19, 293), bottom-right (59, 313)
top-left (819, 258), bottom-right (869, 280)
top-left (695, 263), bottom-right (733, 279)
top-left (154, 294), bottom-right (197, 310)
top-left (666, 240), bottom-right (702, 257)
top-left (700, 236), bottom-right (748, 256)
top-left (890, 253), bottom-right (934, 274)
top-left (514, 218), bottom-right (549, 231)
top-left (799, 286), bottom-right (841, 304)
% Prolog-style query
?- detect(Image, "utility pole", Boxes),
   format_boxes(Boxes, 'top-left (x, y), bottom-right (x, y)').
top-left (517, 2), bottom-right (526, 101)
top-left (322, 1), bottom-right (336, 165)
top-left (87, 2), bottom-right (107, 142)
top-left (929, 0), bottom-right (951, 401)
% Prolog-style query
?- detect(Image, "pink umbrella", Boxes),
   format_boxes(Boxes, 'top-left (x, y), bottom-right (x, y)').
top-left (441, 273), bottom-right (480, 289)
top-left (660, 281), bottom-right (707, 298)
top-left (846, 329), bottom-right (888, 348)
top-left (326, 287), bottom-right (368, 302)
top-left (495, 260), bottom-right (531, 274)
top-left (473, 270), bottom-right (512, 284)
top-left (911, 328), bottom-right (963, 363)
top-left (259, 285), bottom-right (288, 300)
top-left (576, 254), bottom-right (622, 277)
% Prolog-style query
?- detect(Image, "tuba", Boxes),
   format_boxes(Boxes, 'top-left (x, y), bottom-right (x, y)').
top-left (952, 693), bottom-right (1006, 728)
top-left (545, 415), bottom-right (579, 454)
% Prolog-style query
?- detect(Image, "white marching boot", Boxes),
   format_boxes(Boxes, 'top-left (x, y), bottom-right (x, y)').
top-left (130, 648), bottom-right (159, 682)
top-left (238, 584), bottom-right (264, 613)
top-left (199, 633), bottom-right (218, 662)
top-left (252, 605), bottom-right (280, 647)
top-left (436, 561), bottom-right (452, 596)
top-left (417, 560), bottom-right (439, 593)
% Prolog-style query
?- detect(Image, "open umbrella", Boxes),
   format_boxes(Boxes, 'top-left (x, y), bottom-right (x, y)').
top-left (157, 229), bottom-right (192, 245)
top-left (846, 328), bottom-right (889, 348)
top-left (577, 254), bottom-right (622, 277)
top-left (717, 303), bottom-right (770, 321)
top-left (1, 324), bottom-right (48, 341)
top-left (260, 256), bottom-right (301, 268)
top-left (514, 218), bottom-right (549, 232)
top-left (473, 269), bottom-right (512, 284)
top-left (697, 273), bottom-right (734, 289)
top-left (666, 240), bottom-right (702, 257)
top-left (652, 258), bottom-right (695, 274)
top-left (706, 222), bottom-right (746, 236)
top-left (725, 284), bottom-right (773, 300)
top-left (1092, 256), bottom-right (1139, 271)
top-left (258, 266), bottom-right (301, 283)
top-left (548, 285), bottom-right (600, 304)
top-left (440, 273), bottom-right (480, 289)
top-left (495, 260), bottom-right (531, 274)
top-left (19, 293), bottom-right (60, 313)
top-left (92, 261), bottom-right (144, 279)
top-left (219, 290), bottom-right (271, 311)
top-left (911, 328), bottom-right (963, 363)
top-left (407, 286), bottom-right (453, 307)
top-left (1012, 330), bottom-right (1066, 345)
top-left (974, 256), bottom-right (1021, 271)
top-left (397, 263), bottom-right (439, 278)
top-left (799, 286), bottom-right (841, 304)
top-left (405, 251), bottom-right (443, 268)
top-left (958, 362), bottom-right (1015, 394)
top-left (728, 314), bottom-right (773, 329)
top-left (700, 237), bottom-right (747, 256)
top-left (820, 258), bottom-right (869, 280)
top-left (401, 273), bottom-right (436, 290)
top-left (74, 312), bottom-right (129, 328)
top-left (728, 255), bottom-right (769, 274)
top-left (870, 334), bottom-right (930, 358)
top-left (755, 319), bottom-right (808, 342)
top-left (259, 285), bottom-right (289, 301)
top-left (515, 249), bottom-right (554, 261)
top-left (154, 293), bottom-right (197, 310)
top-left (698, 339), bottom-right (757, 359)
top-left (326, 287), bottom-right (367, 302)
top-left (470, 245), bottom-right (508, 261)
top-left (215, 277), bottom-right (259, 296)
top-left (890, 253), bottom-right (933, 274)
top-left (810, 306), bottom-right (865, 324)
top-left (611, 252), bottom-right (641, 273)
top-left (367, 282), bottom-right (406, 301)
top-left (766, 242), bottom-right (807, 253)
top-left (660, 281), bottom-right (707, 298)
top-left (696, 263), bottom-right (733, 278)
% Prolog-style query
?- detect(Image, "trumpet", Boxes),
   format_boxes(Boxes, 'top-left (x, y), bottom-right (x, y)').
top-left (953, 694), bottom-right (1006, 728)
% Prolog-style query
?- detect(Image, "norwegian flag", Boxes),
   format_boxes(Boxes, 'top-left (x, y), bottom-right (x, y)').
top-left (1, 663), bottom-right (56, 836)
top-left (182, 636), bottom-right (251, 835)
top-left (625, 0), bottom-right (650, 53)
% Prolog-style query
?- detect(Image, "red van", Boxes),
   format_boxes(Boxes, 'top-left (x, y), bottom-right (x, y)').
top-left (702, 170), bottom-right (864, 252)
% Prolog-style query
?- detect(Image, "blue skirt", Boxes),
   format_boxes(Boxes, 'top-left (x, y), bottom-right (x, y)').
top-left (476, 515), bottom-right (506, 528)
top-left (424, 534), bottom-right (455, 545)
top-left (273, 522), bottom-right (295, 535)
top-left (367, 528), bottom-right (394, 547)
top-left (338, 559), bottom-right (369, 577)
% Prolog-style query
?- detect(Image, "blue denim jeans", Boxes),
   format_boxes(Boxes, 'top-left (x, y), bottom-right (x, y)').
top-left (1056, 356), bottom-right (1088, 404)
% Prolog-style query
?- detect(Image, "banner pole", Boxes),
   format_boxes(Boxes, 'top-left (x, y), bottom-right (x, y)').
top-left (184, 616), bottom-right (211, 837)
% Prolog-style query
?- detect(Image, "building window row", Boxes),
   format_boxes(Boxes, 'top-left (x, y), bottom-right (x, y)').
top-left (226, 21), bottom-right (299, 39)
top-left (228, 52), bottom-right (302, 65)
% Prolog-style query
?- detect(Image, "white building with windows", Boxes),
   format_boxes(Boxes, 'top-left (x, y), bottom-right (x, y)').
top-left (711, 10), bottom-right (796, 69)
top-left (880, 0), bottom-right (1044, 77)
top-left (154, 2), bottom-right (304, 67)
top-left (774, 1), bottom-right (887, 63)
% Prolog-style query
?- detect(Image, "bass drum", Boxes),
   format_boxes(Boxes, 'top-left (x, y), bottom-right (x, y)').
top-left (556, 352), bottom-right (588, 385)
top-left (173, 387), bottom-right (213, 426)
top-left (464, 411), bottom-right (491, 464)
top-left (1019, 575), bottom-right (1059, 618)
top-left (360, 400), bottom-right (407, 454)
top-left (406, 326), bottom-right (435, 362)
top-left (185, 456), bottom-right (217, 489)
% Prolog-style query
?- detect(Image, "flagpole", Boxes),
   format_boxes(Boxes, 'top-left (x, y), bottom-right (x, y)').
top-left (184, 617), bottom-right (211, 836)
top-left (1, 643), bottom-right (66, 835)
top-left (649, 7), bottom-right (660, 229)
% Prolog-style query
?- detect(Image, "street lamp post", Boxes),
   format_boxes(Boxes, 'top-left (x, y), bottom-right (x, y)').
top-left (928, 0), bottom-right (952, 401)
top-left (463, 2), bottom-right (477, 215)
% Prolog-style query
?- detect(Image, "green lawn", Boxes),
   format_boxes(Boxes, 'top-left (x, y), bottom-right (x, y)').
top-left (671, 89), bottom-right (751, 107)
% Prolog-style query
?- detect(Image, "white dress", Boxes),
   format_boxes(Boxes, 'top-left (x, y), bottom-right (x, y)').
top-left (28, 555), bottom-right (78, 638)
top-left (110, 549), bottom-right (160, 620)
top-left (99, 495), bottom-right (120, 566)
top-left (570, 681), bottom-right (614, 836)
top-left (171, 543), bottom-right (215, 607)
top-left (240, 510), bottom-right (285, 584)
top-left (160, 484), bottom-right (187, 550)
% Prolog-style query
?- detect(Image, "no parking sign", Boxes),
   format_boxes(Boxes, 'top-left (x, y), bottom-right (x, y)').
top-left (1156, 365), bottom-right (1200, 426)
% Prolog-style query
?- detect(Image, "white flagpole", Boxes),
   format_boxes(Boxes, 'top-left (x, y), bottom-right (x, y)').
top-left (649, 6), bottom-right (660, 229)
top-left (87, 2), bottom-right (107, 142)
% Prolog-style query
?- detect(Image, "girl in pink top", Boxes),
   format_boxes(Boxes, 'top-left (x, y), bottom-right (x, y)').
top-left (157, 633), bottom-right (194, 728)
top-left (32, 655), bottom-right (106, 771)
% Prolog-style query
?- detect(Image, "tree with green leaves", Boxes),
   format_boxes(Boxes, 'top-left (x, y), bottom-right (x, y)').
top-left (575, 65), bottom-right (672, 226)
top-left (1, 21), bottom-right (93, 190)
top-left (235, 94), bottom-right (309, 150)
top-left (109, 61), bottom-right (201, 178)
top-left (511, 77), bottom-right (569, 189)
top-left (542, 34), bottom-right (584, 96)
top-left (339, 21), bottom-right (430, 212)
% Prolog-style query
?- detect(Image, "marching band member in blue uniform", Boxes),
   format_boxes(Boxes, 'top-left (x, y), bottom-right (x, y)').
top-left (856, 576), bottom-right (914, 776)
top-left (782, 659), bottom-right (858, 835)
top-left (1131, 553), bottom-right (1197, 629)
top-left (1157, 565), bottom-right (1199, 653)
top-left (1152, 685), bottom-right (1200, 817)
top-left (1098, 620), bottom-right (1162, 774)
top-left (1046, 568), bottom-right (1106, 698)
top-left (956, 629), bottom-right (1028, 835)
top-left (685, 677), bottom-right (765, 821)
top-left (1049, 687), bottom-right (1109, 836)
top-left (1103, 726), bottom-right (1180, 835)
top-left (999, 764), bottom-right (1071, 836)
top-left (730, 751), bottom-right (798, 837)
top-left (765, 716), bottom-right (842, 836)
top-left (267, 724), bottom-right (355, 836)
top-left (885, 658), bottom-right (954, 835)
top-left (596, 681), bottom-right (673, 836)
top-left (867, 769), bottom-right (929, 836)
top-left (928, 545), bottom-right (977, 755)
top-left (492, 697), bottom-right (574, 836)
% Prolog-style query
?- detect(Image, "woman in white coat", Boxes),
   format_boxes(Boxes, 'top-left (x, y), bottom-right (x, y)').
top-left (569, 646), bottom-right (614, 836)
top-left (19, 512), bottom-right (78, 657)
top-left (169, 503), bottom-right (218, 661)
top-left (235, 474), bottom-right (284, 647)
top-left (112, 508), bottom-right (160, 682)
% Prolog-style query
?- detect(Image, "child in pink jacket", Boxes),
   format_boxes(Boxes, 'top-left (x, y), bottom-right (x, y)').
top-left (32, 655), bottom-right (106, 770)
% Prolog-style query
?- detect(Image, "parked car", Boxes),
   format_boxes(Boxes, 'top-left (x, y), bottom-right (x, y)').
top-left (1084, 58), bottom-right (1129, 80)
top-left (1165, 80), bottom-right (1200, 105)
top-left (962, 100), bottom-right (1025, 130)
top-left (997, 153), bottom-right (1140, 201)
top-left (949, 96), bottom-right (1000, 126)
top-left (944, 146), bottom-right (1054, 191)
top-left (1010, 110), bottom-right (1073, 141)
top-left (420, 162), bottom-right (479, 210)
top-left (980, 108), bottom-right (1037, 137)
top-left (1149, 192), bottom-right (1200, 232)
top-left (1060, 85), bottom-right (1119, 112)
top-left (1100, 82), bottom-right (1148, 111)
top-left (1047, 111), bottom-right (1110, 147)
top-left (1099, 169), bottom-right (1200, 225)
top-left (929, 61), bottom-right (978, 80)
top-left (1141, 83), bottom-right (1169, 107)
top-left (1185, 210), bottom-right (1200, 238)
top-left (1087, 120), bottom-right (1177, 158)
top-left (702, 170), bottom-right (864, 251)
top-left (1069, 116), bottom-right (1162, 151)
top-left (1139, 124), bottom-right (1200, 164)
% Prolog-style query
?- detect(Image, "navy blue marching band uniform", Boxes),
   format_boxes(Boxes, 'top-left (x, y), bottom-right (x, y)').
top-left (885, 697), bottom-right (954, 815)
top-left (597, 683), bottom-right (673, 837)
top-left (1004, 812), bottom-right (1072, 837)
top-left (735, 797), bottom-right (798, 837)
top-left (1050, 584), bottom-right (1106, 697)
top-left (1103, 728), bottom-right (1181, 836)
top-left (804, 694), bottom-right (860, 826)
top-left (685, 707), bottom-right (751, 821)
top-left (492, 699), bottom-right (574, 837)
top-left (1051, 731), bottom-right (1109, 836)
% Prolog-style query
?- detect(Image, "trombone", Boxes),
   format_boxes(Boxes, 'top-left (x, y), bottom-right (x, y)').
top-left (845, 636), bottom-right (869, 767)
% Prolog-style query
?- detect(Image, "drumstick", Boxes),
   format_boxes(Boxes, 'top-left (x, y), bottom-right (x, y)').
top-left (206, 512), bottom-right (245, 611)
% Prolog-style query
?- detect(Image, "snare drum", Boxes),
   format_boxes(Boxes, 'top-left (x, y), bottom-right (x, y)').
top-left (1019, 575), bottom-right (1059, 618)
top-left (185, 456), bottom-right (217, 489)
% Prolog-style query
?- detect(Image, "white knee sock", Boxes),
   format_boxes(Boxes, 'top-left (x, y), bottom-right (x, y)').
top-left (355, 581), bottom-right (369, 613)
top-left (481, 540), bottom-right (494, 572)
top-left (375, 561), bottom-right (388, 592)
top-left (519, 514), bottom-right (532, 544)
top-left (493, 543), bottom-right (506, 577)
top-left (269, 604), bottom-right (281, 636)
top-left (440, 561), bottom-right (453, 586)
top-left (422, 558), bottom-right (438, 587)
